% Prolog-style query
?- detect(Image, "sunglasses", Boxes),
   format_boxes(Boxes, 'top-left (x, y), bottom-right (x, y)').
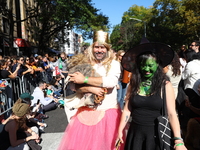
top-left (20, 59), bottom-right (24, 61)
top-left (190, 45), bottom-right (197, 46)
top-left (26, 59), bottom-right (29, 61)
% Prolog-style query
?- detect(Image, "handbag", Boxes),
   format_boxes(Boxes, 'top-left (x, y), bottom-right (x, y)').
top-left (157, 85), bottom-right (174, 150)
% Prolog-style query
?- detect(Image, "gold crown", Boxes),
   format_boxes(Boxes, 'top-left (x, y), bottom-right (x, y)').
top-left (93, 30), bottom-right (109, 44)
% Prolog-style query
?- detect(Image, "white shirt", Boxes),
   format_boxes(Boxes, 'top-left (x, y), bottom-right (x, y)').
top-left (182, 59), bottom-right (200, 96)
top-left (93, 60), bottom-right (121, 110)
top-left (31, 87), bottom-right (53, 106)
top-left (166, 65), bottom-right (182, 98)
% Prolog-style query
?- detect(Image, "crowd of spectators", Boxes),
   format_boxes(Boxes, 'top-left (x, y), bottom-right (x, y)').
top-left (0, 52), bottom-right (70, 149)
top-left (1, 39), bottom-right (200, 149)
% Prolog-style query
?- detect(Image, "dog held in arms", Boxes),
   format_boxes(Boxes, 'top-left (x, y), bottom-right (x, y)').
top-left (63, 53), bottom-right (107, 121)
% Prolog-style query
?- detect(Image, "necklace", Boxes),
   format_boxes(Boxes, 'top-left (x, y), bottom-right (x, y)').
top-left (140, 80), bottom-right (152, 95)
top-left (141, 80), bottom-right (152, 87)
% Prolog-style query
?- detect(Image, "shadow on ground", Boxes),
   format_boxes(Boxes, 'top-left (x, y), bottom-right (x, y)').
top-left (44, 107), bottom-right (68, 133)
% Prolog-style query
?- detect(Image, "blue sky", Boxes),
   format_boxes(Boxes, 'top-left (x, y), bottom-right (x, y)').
top-left (92, 0), bottom-right (155, 30)
top-left (85, 0), bottom-right (155, 43)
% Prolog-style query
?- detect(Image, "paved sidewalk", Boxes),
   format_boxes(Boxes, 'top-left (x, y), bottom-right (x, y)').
top-left (39, 107), bottom-right (68, 150)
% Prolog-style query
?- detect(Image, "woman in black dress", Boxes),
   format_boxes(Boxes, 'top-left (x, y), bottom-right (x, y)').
top-left (116, 43), bottom-right (187, 150)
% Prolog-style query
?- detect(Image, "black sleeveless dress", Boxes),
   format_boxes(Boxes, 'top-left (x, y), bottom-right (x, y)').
top-left (125, 93), bottom-right (163, 150)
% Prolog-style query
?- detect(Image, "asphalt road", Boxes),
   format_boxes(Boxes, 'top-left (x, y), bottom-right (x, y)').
top-left (40, 107), bottom-right (68, 150)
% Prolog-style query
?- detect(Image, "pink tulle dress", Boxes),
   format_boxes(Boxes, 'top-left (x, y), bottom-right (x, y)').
top-left (58, 60), bottom-right (125, 150)
top-left (57, 106), bottom-right (123, 150)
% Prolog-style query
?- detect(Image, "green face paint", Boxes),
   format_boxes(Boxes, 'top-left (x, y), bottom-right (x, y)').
top-left (140, 57), bottom-right (158, 79)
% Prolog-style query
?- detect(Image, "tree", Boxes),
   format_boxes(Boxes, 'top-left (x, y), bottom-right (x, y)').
top-left (149, 0), bottom-right (200, 50)
top-left (26, 0), bottom-right (110, 53)
top-left (0, 0), bottom-right (110, 55)
top-left (110, 5), bottom-right (152, 51)
top-left (0, 0), bottom-right (15, 55)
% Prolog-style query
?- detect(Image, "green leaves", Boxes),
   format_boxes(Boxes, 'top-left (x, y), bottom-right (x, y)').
top-left (110, 0), bottom-right (200, 51)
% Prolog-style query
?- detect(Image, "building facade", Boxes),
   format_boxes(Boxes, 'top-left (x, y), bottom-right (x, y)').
top-left (61, 29), bottom-right (83, 56)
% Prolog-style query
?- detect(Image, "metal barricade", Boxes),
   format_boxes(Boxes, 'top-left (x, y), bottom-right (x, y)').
top-left (21, 74), bottom-right (37, 94)
top-left (0, 74), bottom-right (47, 119)
top-left (0, 77), bottom-right (25, 118)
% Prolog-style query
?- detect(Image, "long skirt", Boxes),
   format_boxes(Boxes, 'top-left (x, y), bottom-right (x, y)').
top-left (57, 107), bottom-right (122, 150)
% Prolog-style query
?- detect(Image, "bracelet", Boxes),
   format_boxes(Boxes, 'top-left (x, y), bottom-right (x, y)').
top-left (84, 76), bottom-right (89, 84)
top-left (24, 138), bottom-right (26, 142)
top-left (174, 143), bottom-right (184, 147)
top-left (173, 137), bottom-right (183, 141)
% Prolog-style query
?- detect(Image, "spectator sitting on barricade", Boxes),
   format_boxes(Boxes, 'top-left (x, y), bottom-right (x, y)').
top-left (46, 83), bottom-right (54, 97)
top-left (11, 56), bottom-right (32, 77)
top-left (31, 81), bottom-right (58, 113)
top-left (0, 102), bottom-right (41, 150)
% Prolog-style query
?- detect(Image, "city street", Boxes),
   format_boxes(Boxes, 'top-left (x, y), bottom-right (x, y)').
top-left (40, 107), bottom-right (68, 150)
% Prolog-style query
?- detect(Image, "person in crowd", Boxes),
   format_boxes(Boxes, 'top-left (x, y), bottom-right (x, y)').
top-left (56, 52), bottom-right (68, 77)
top-left (189, 40), bottom-right (200, 53)
top-left (3, 56), bottom-right (12, 71)
top-left (11, 56), bottom-right (32, 77)
top-left (31, 81), bottom-right (58, 113)
top-left (55, 52), bottom-right (69, 95)
top-left (0, 102), bottom-right (40, 150)
top-left (49, 78), bottom-right (62, 98)
top-left (41, 56), bottom-right (52, 83)
top-left (0, 59), bottom-right (20, 117)
top-left (178, 45), bottom-right (187, 72)
top-left (58, 30), bottom-right (121, 150)
top-left (24, 56), bottom-right (34, 75)
top-left (22, 56), bottom-right (36, 92)
top-left (182, 49), bottom-right (200, 118)
top-left (29, 56), bottom-right (44, 84)
top-left (116, 43), bottom-right (187, 150)
top-left (17, 93), bottom-right (47, 133)
top-left (29, 57), bottom-right (43, 73)
top-left (185, 96), bottom-right (200, 150)
top-left (0, 59), bottom-right (19, 79)
top-left (44, 53), bottom-right (50, 61)
top-left (49, 55), bottom-right (57, 77)
top-left (10, 57), bottom-right (17, 67)
top-left (163, 52), bottom-right (182, 99)
top-left (46, 83), bottom-right (54, 96)
top-left (116, 50), bottom-right (130, 110)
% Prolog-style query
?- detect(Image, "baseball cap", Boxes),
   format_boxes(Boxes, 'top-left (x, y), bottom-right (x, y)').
top-left (20, 93), bottom-right (34, 100)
